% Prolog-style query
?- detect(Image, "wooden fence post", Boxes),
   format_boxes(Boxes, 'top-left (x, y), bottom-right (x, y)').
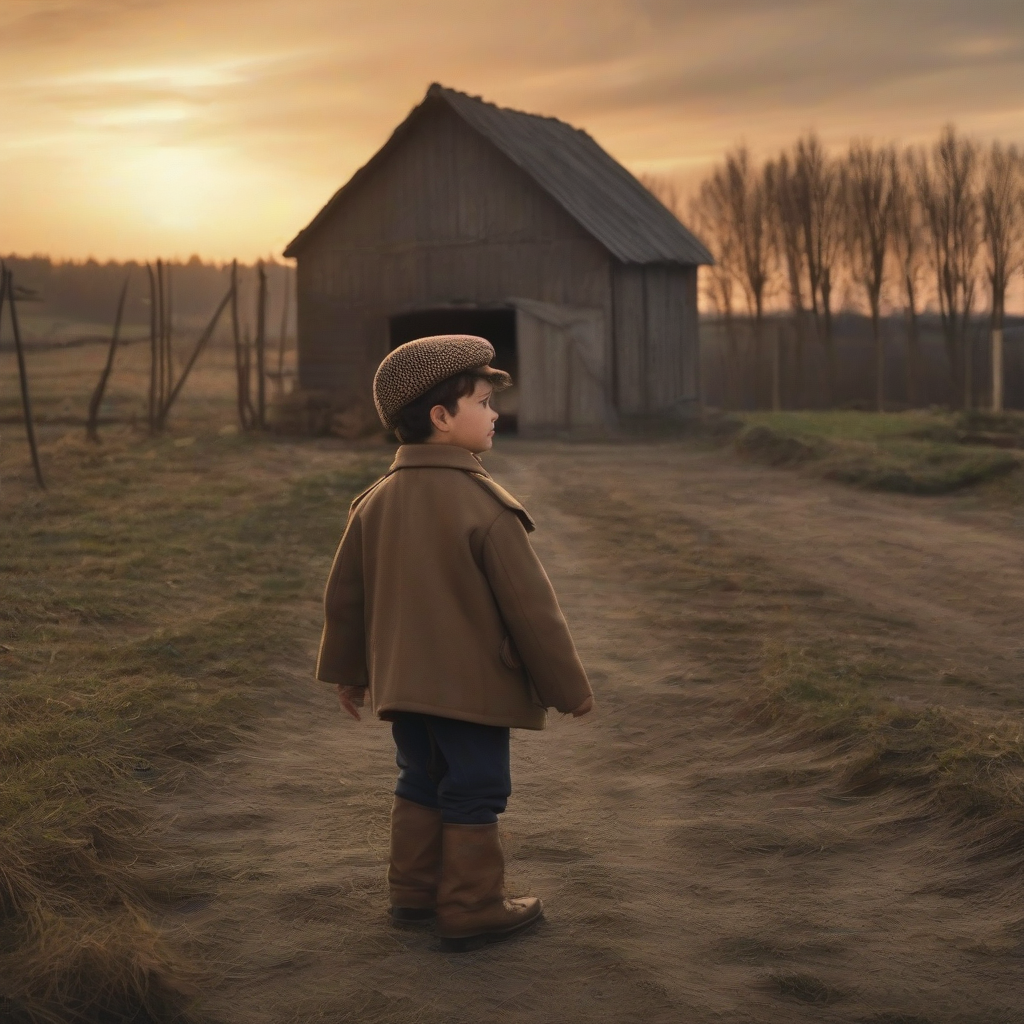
top-left (276, 266), bottom-right (291, 394)
top-left (147, 263), bottom-right (157, 432)
top-left (156, 259), bottom-right (166, 429)
top-left (230, 261), bottom-right (249, 429)
top-left (256, 261), bottom-right (267, 428)
top-left (162, 261), bottom-right (174, 427)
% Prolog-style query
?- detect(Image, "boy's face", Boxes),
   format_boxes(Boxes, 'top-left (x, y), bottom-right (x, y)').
top-left (426, 378), bottom-right (499, 453)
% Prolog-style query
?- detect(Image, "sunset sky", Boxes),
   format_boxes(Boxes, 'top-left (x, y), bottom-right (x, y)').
top-left (2, 0), bottom-right (1022, 262)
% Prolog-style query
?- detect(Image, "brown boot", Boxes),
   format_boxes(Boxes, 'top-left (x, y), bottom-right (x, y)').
top-left (387, 796), bottom-right (442, 926)
top-left (436, 822), bottom-right (543, 951)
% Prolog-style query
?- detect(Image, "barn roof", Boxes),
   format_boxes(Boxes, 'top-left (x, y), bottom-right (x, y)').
top-left (284, 84), bottom-right (713, 265)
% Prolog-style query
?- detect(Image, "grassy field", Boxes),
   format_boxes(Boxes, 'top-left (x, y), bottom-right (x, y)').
top-left (3, 333), bottom-right (1024, 1020)
top-left (732, 409), bottom-right (1024, 494)
top-left (1, 424), bottom-right (389, 1022)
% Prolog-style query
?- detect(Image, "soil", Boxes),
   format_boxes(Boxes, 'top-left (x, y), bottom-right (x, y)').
top-left (150, 439), bottom-right (1024, 1024)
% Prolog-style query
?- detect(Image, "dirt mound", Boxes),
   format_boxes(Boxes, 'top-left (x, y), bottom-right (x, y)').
top-left (735, 424), bottom-right (819, 465)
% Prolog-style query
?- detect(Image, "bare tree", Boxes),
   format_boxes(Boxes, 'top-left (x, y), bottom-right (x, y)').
top-left (891, 150), bottom-right (928, 406)
top-left (914, 125), bottom-right (981, 409)
top-left (689, 182), bottom-right (742, 408)
top-left (793, 134), bottom-right (843, 403)
top-left (981, 141), bottom-right (1023, 413)
top-left (687, 151), bottom-right (772, 408)
top-left (766, 152), bottom-right (809, 407)
top-left (843, 142), bottom-right (897, 412)
top-left (703, 147), bottom-right (774, 406)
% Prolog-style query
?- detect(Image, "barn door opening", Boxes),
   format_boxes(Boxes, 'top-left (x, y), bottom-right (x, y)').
top-left (511, 299), bottom-right (616, 434)
top-left (388, 307), bottom-right (519, 433)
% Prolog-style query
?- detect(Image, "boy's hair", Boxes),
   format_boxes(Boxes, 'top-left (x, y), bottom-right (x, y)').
top-left (392, 370), bottom-right (493, 443)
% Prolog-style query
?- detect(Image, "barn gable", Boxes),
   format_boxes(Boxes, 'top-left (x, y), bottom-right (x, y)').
top-left (284, 84), bottom-right (712, 267)
top-left (285, 84), bottom-right (708, 431)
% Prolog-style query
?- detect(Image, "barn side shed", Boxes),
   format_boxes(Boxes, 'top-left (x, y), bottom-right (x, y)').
top-left (283, 83), bottom-right (713, 434)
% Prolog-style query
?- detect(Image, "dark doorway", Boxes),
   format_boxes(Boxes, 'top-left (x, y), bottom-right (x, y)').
top-left (389, 307), bottom-right (518, 433)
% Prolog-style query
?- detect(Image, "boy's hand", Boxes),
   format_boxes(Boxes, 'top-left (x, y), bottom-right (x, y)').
top-left (336, 685), bottom-right (365, 721)
top-left (570, 695), bottom-right (594, 718)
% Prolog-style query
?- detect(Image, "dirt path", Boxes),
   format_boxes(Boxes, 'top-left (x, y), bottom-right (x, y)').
top-left (154, 441), bottom-right (1024, 1024)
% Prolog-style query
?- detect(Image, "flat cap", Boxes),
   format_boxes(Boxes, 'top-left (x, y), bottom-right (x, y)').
top-left (373, 334), bottom-right (513, 429)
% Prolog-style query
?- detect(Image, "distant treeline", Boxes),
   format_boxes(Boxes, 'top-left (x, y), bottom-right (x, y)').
top-left (644, 125), bottom-right (1024, 412)
top-left (0, 254), bottom-right (294, 339)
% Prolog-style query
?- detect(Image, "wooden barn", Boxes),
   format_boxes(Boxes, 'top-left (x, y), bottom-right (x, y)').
top-left (283, 83), bottom-right (713, 434)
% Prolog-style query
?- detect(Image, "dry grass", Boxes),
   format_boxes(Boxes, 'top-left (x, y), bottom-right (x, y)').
top-left (543, 474), bottom-right (1024, 852)
top-left (0, 424), bottom-right (388, 1023)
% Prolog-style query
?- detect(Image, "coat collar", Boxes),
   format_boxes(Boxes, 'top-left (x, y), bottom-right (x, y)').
top-left (389, 443), bottom-right (492, 477)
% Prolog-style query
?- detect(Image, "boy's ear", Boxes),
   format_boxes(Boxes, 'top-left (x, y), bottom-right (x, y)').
top-left (429, 403), bottom-right (450, 433)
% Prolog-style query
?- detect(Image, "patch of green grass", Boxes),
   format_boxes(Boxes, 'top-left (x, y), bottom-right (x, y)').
top-left (735, 411), bottom-right (1021, 493)
top-left (743, 409), bottom-right (953, 443)
top-left (0, 427), bottom-right (389, 1023)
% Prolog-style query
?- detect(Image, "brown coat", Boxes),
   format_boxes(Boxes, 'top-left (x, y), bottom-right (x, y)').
top-left (315, 443), bottom-right (593, 729)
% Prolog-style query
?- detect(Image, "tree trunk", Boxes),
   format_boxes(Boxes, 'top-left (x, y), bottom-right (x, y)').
top-left (821, 274), bottom-right (836, 406)
top-left (962, 318), bottom-right (973, 412)
top-left (772, 322), bottom-right (782, 412)
top-left (991, 327), bottom-right (1004, 414)
top-left (905, 300), bottom-right (919, 407)
top-left (791, 313), bottom-right (805, 409)
top-left (872, 307), bottom-right (884, 413)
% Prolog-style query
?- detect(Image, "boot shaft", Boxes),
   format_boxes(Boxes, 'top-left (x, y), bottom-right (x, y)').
top-left (388, 796), bottom-right (442, 910)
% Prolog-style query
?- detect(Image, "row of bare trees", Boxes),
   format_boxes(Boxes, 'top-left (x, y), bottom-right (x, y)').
top-left (672, 126), bottom-right (1023, 412)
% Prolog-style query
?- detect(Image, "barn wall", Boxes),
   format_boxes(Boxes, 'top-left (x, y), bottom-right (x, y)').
top-left (295, 100), bottom-right (614, 406)
top-left (612, 263), bottom-right (699, 414)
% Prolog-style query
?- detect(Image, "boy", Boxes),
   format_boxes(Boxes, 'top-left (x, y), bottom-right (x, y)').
top-left (315, 334), bottom-right (594, 952)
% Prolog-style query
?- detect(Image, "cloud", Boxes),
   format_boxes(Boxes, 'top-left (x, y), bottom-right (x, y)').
top-left (1, 0), bottom-right (1022, 259)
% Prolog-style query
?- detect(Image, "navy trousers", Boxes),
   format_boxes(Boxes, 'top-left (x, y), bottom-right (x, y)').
top-left (391, 712), bottom-right (511, 825)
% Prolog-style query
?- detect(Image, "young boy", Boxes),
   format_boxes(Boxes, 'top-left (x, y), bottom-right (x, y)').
top-left (315, 334), bottom-right (594, 951)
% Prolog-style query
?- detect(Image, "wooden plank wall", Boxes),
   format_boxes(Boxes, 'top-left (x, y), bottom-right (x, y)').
top-left (295, 100), bottom-right (613, 406)
top-left (612, 263), bottom-right (699, 414)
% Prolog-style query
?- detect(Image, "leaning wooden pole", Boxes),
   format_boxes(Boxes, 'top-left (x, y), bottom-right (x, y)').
top-left (86, 272), bottom-right (130, 442)
top-left (255, 261), bottom-right (267, 428)
top-left (161, 285), bottom-right (234, 422)
top-left (5, 269), bottom-right (46, 489)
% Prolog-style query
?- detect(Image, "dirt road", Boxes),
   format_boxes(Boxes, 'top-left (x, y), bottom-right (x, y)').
top-left (154, 440), bottom-right (1024, 1024)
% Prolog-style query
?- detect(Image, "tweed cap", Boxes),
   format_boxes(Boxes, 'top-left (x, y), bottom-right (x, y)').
top-left (373, 334), bottom-right (513, 429)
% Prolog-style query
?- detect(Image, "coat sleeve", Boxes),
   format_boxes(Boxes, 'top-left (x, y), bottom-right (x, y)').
top-left (482, 510), bottom-right (593, 713)
top-left (315, 512), bottom-right (368, 688)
